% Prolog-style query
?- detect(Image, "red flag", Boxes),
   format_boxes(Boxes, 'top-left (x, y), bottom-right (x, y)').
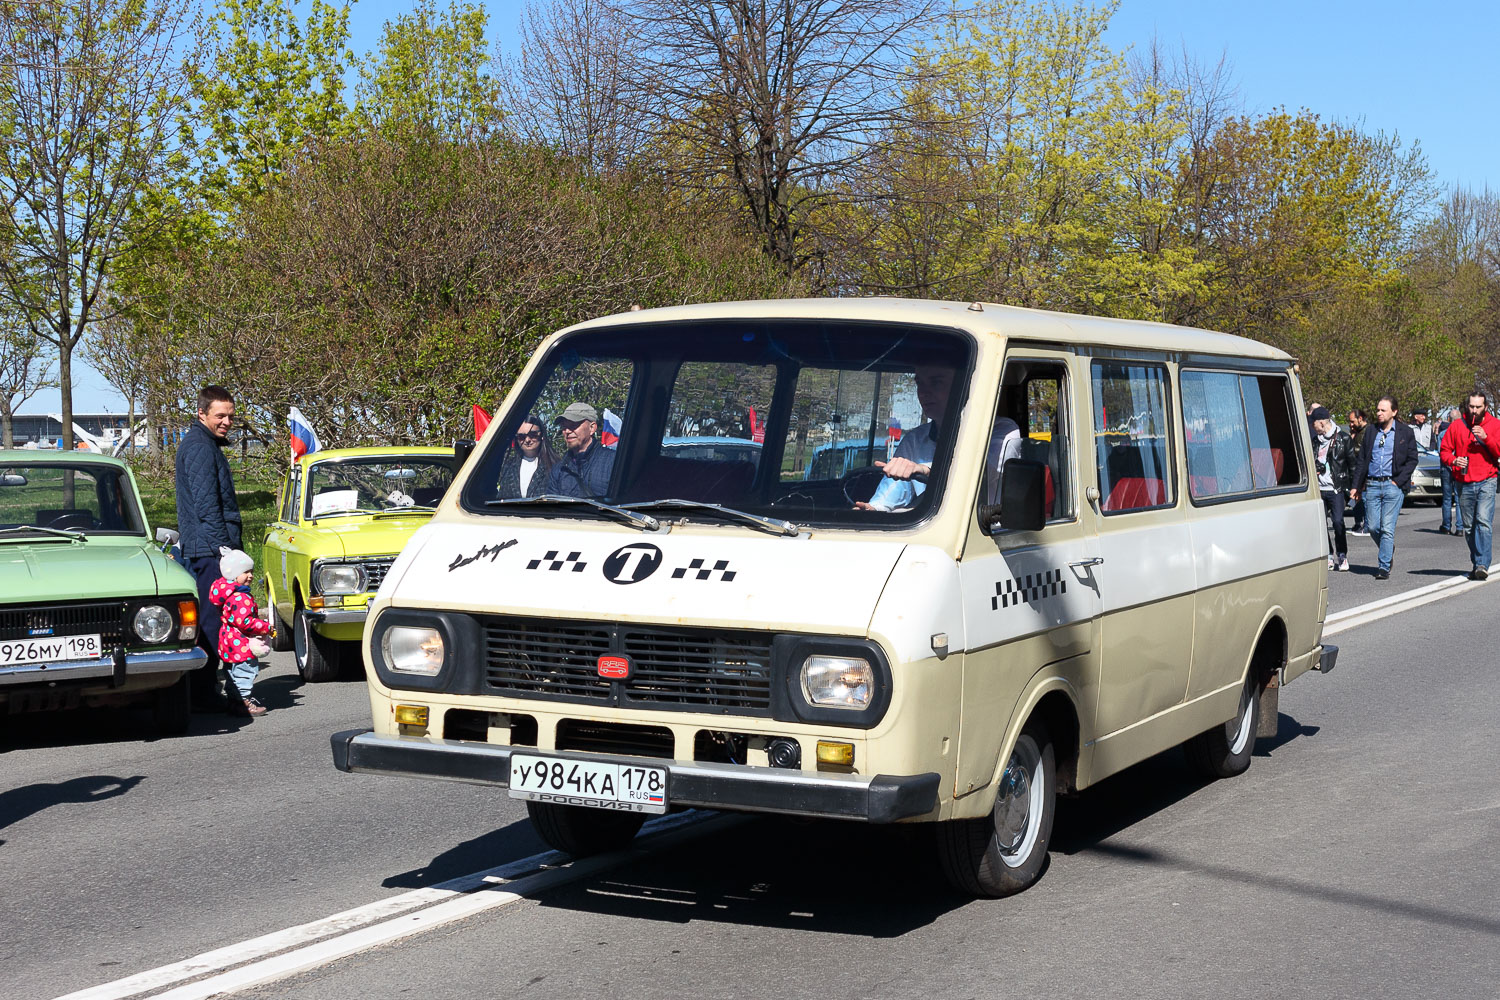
top-left (748, 406), bottom-right (765, 444)
top-left (472, 405), bottom-right (491, 438)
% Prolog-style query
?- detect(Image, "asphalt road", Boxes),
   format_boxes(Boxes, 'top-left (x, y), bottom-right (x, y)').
top-left (4, 498), bottom-right (1497, 1000)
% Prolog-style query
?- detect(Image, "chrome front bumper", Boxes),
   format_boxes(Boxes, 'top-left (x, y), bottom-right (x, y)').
top-left (331, 729), bottom-right (942, 824)
top-left (0, 646), bottom-right (208, 687)
top-left (306, 607), bottom-right (369, 624)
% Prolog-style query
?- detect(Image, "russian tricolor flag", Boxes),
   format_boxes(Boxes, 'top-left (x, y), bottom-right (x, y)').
top-left (601, 408), bottom-right (622, 448)
top-left (289, 406), bottom-right (321, 462)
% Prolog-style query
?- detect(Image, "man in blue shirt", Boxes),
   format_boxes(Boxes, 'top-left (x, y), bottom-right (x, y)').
top-left (1350, 395), bottom-right (1418, 580)
top-left (548, 402), bottom-right (615, 498)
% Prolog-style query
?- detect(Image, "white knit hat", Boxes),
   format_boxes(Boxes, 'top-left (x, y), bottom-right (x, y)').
top-left (219, 546), bottom-right (254, 579)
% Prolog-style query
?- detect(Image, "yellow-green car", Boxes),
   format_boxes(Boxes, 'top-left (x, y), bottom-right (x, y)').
top-left (262, 447), bottom-right (457, 682)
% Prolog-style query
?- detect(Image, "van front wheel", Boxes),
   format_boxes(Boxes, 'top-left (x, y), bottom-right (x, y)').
top-left (527, 801), bottom-right (646, 857)
top-left (937, 719), bottom-right (1056, 898)
top-left (1185, 674), bottom-right (1260, 779)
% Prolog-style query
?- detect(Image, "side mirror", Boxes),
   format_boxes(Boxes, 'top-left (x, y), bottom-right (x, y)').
top-left (997, 459), bottom-right (1047, 533)
top-left (454, 439), bottom-right (475, 466)
top-left (155, 526), bottom-right (180, 546)
top-left (1, 472), bottom-right (26, 486)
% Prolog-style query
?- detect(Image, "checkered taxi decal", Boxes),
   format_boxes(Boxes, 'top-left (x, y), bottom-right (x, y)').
top-left (992, 569), bottom-right (1067, 610)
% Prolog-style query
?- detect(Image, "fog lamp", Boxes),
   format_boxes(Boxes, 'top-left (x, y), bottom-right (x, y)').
top-left (394, 704), bottom-right (429, 727)
top-left (816, 741), bottom-right (855, 766)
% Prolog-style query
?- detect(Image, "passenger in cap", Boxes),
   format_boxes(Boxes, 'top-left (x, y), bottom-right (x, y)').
top-left (547, 401), bottom-right (616, 498)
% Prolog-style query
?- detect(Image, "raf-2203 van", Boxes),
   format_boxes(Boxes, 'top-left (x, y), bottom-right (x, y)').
top-left (331, 298), bottom-right (1337, 897)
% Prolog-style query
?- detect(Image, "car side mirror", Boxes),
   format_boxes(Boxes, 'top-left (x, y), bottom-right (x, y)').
top-left (155, 526), bottom-right (179, 546)
top-left (997, 459), bottom-right (1047, 533)
top-left (454, 439), bottom-right (475, 466)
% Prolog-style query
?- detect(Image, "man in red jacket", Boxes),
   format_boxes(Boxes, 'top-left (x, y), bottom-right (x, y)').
top-left (1439, 391), bottom-right (1500, 580)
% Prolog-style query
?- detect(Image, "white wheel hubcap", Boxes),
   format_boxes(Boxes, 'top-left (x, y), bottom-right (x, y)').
top-left (994, 737), bottom-right (1044, 868)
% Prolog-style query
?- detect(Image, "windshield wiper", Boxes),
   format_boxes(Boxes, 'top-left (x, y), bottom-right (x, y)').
top-left (620, 499), bottom-right (799, 537)
top-left (375, 505), bottom-right (437, 515)
top-left (485, 494), bottom-right (660, 531)
top-left (0, 524), bottom-right (87, 541)
top-left (309, 507), bottom-right (373, 519)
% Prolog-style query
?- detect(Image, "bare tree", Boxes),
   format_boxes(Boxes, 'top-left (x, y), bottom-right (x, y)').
top-left (0, 320), bottom-right (52, 448)
top-left (620, 0), bottom-right (939, 274)
top-left (0, 0), bottom-right (192, 451)
top-left (506, 0), bottom-right (652, 174)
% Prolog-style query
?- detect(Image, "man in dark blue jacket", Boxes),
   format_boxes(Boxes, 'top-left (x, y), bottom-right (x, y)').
top-left (175, 385), bottom-right (243, 710)
top-left (1350, 395), bottom-right (1418, 581)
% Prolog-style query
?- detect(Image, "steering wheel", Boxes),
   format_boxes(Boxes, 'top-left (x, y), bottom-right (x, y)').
top-left (841, 465), bottom-right (889, 505)
top-left (46, 511), bottom-right (93, 530)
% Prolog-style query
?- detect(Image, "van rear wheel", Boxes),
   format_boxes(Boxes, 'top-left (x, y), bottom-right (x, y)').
top-left (1185, 673), bottom-right (1260, 779)
top-left (527, 801), bottom-right (646, 857)
top-left (937, 718), bottom-right (1056, 898)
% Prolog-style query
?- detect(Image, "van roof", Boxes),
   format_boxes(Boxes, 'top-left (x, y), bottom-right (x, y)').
top-left (565, 298), bottom-right (1292, 362)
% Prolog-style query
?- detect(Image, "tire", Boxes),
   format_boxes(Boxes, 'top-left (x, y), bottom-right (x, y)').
top-left (526, 801), bottom-right (647, 857)
top-left (1185, 672), bottom-right (1260, 779)
top-left (151, 675), bottom-right (191, 736)
top-left (267, 583), bottom-right (293, 652)
top-left (937, 719), bottom-right (1056, 898)
top-left (294, 606), bottom-right (342, 683)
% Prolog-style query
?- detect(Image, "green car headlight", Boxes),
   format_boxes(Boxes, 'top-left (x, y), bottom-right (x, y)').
top-left (316, 563), bottom-right (367, 595)
top-left (133, 605), bottom-right (174, 644)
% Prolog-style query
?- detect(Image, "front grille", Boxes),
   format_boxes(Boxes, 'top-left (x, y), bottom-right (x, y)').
top-left (481, 617), bottom-right (775, 715)
top-left (363, 558), bottom-right (397, 591)
top-left (556, 719), bottom-right (675, 758)
top-left (0, 600), bottom-right (128, 643)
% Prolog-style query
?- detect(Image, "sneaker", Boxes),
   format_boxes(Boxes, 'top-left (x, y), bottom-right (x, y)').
top-left (1471, 567), bottom-right (1489, 582)
top-left (1350, 528), bottom-right (1369, 536)
top-left (1337, 556), bottom-right (1350, 572)
top-left (243, 696), bottom-right (268, 716)
top-left (1374, 569), bottom-right (1390, 580)
top-left (1327, 555), bottom-right (1336, 570)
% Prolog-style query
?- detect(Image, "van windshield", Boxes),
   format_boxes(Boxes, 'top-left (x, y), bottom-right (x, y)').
top-left (461, 318), bottom-right (973, 528)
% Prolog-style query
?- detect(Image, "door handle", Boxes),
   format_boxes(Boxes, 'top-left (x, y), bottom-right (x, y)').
top-left (1069, 556), bottom-right (1104, 568)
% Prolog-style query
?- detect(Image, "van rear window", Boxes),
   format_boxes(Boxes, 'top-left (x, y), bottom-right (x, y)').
top-left (1181, 370), bottom-right (1303, 500)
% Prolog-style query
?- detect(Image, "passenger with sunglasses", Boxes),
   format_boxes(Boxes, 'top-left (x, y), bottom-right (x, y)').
top-left (498, 413), bottom-right (558, 498)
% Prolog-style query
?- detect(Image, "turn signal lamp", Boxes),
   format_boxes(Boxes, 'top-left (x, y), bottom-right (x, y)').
top-left (309, 596), bottom-right (326, 610)
top-left (816, 741), bottom-right (855, 766)
top-left (394, 705), bottom-right (429, 727)
top-left (177, 600), bottom-right (199, 641)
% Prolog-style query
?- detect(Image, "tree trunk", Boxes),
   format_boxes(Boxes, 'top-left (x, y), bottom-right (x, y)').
top-left (1, 398), bottom-right (12, 449)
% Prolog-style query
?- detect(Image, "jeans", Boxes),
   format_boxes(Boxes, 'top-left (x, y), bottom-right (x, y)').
top-left (1362, 480), bottom-right (1405, 573)
top-left (1321, 490), bottom-right (1347, 558)
top-left (225, 656), bottom-right (260, 699)
top-left (1441, 464), bottom-right (1465, 532)
top-left (1458, 476), bottom-right (1496, 571)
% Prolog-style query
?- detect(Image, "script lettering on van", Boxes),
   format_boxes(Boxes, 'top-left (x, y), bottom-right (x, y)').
top-left (447, 538), bottom-right (518, 572)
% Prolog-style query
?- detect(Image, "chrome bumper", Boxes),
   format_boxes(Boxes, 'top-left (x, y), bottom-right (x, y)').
top-left (306, 608), bottom-right (369, 625)
top-left (0, 646), bottom-right (208, 687)
top-left (331, 729), bottom-right (942, 824)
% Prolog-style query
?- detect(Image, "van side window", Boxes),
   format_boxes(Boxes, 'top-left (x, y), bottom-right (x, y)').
top-left (985, 362), bottom-right (1071, 522)
top-left (1092, 362), bottom-right (1174, 513)
top-left (1182, 370), bottom-right (1302, 499)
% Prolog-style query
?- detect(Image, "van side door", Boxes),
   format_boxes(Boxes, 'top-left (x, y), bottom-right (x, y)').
top-left (1087, 358), bottom-right (1195, 772)
top-left (955, 351), bottom-right (1102, 800)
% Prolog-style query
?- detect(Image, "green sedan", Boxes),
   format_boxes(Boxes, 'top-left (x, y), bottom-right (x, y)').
top-left (262, 446), bottom-right (457, 682)
top-left (1, 450), bottom-right (206, 734)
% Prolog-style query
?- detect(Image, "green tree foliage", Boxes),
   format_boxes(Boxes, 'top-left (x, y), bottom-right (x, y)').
top-left (180, 132), bottom-right (797, 450)
top-left (355, 0), bottom-right (504, 140)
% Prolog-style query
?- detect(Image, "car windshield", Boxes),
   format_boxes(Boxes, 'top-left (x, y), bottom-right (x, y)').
top-left (461, 317), bottom-right (973, 528)
top-left (0, 462), bottom-right (145, 536)
top-left (305, 457), bottom-right (456, 518)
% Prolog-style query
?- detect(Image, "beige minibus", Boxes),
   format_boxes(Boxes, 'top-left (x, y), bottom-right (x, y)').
top-left (332, 298), bottom-right (1336, 896)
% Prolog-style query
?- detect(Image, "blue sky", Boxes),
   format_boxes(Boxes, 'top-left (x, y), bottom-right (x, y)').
top-left (40, 0), bottom-right (1496, 414)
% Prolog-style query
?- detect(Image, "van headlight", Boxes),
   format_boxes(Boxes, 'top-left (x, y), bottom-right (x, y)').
top-left (800, 654), bottom-right (874, 709)
top-left (382, 626), bottom-right (445, 675)
top-left (316, 563), bottom-right (367, 595)
top-left (133, 605), bottom-right (174, 643)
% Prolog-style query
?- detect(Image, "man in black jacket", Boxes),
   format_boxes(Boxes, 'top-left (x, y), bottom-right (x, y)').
top-left (1311, 407), bottom-right (1354, 571)
top-left (174, 385), bottom-right (243, 710)
top-left (1350, 396), bottom-right (1418, 580)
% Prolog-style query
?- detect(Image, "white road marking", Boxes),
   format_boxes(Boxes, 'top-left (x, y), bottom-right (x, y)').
top-left (55, 811), bottom-right (724, 1000)
top-left (1323, 562), bottom-right (1498, 637)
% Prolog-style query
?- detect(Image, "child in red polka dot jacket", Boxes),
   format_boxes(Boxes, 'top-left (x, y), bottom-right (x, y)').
top-left (210, 546), bottom-right (273, 718)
